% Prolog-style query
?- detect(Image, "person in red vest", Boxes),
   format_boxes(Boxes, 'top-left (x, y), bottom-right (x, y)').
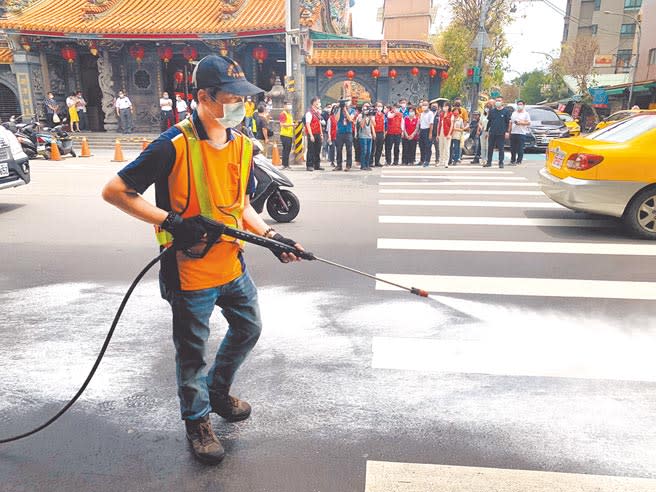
top-left (372, 101), bottom-right (386, 167)
top-left (401, 106), bottom-right (419, 165)
top-left (385, 104), bottom-right (403, 166)
top-left (304, 96), bottom-right (324, 171)
top-left (436, 102), bottom-right (454, 168)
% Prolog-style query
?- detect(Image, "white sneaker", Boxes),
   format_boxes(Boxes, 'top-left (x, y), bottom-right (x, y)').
top-left (445, 163), bottom-right (449, 168)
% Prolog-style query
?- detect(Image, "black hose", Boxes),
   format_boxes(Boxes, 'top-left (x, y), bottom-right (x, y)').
top-left (0, 248), bottom-right (171, 444)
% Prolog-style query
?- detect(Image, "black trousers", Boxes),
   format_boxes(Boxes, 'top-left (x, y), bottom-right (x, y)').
top-left (510, 133), bottom-right (525, 163)
top-left (161, 110), bottom-right (174, 132)
top-left (402, 138), bottom-right (417, 164)
top-left (335, 132), bottom-right (353, 168)
top-left (354, 133), bottom-right (361, 163)
top-left (307, 133), bottom-right (322, 169)
top-left (385, 134), bottom-right (401, 165)
top-left (487, 133), bottom-right (506, 165)
top-left (78, 111), bottom-right (89, 131)
top-left (418, 128), bottom-right (431, 163)
top-left (373, 133), bottom-right (385, 166)
top-left (281, 135), bottom-right (293, 167)
top-left (432, 136), bottom-right (440, 163)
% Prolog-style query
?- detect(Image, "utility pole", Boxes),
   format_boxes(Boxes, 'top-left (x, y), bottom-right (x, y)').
top-left (470, 0), bottom-right (491, 113)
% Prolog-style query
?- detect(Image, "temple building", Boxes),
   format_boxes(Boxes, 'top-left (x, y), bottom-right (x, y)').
top-left (0, 0), bottom-right (448, 130)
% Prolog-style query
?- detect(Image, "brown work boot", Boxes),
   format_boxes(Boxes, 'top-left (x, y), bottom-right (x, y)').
top-left (211, 394), bottom-right (252, 422)
top-left (185, 415), bottom-right (225, 464)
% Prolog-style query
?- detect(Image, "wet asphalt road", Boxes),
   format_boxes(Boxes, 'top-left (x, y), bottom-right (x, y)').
top-left (1, 151), bottom-right (656, 491)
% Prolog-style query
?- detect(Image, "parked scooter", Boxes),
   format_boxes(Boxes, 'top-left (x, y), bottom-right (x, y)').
top-left (6, 116), bottom-right (75, 159)
top-left (250, 139), bottom-right (300, 222)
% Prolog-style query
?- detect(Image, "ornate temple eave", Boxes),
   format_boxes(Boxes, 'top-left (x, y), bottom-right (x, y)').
top-left (3, 29), bottom-right (285, 41)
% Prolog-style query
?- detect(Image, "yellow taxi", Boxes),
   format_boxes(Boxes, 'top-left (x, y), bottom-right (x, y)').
top-left (539, 111), bottom-right (656, 239)
top-left (594, 109), bottom-right (643, 131)
top-left (556, 112), bottom-right (581, 136)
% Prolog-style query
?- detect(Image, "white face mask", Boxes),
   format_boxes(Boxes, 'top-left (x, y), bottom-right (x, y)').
top-left (517, 104), bottom-right (524, 110)
top-left (215, 100), bottom-right (245, 128)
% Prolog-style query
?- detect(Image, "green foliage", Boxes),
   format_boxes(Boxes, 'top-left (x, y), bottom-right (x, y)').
top-left (432, 28), bottom-right (474, 100)
top-left (520, 70), bottom-right (548, 104)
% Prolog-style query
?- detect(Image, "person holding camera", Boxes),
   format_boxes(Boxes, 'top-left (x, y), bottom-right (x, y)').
top-left (305, 96), bottom-right (324, 171)
top-left (356, 105), bottom-right (376, 171)
top-left (334, 98), bottom-right (355, 171)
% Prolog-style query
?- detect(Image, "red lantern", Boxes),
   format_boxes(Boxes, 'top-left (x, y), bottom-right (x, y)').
top-left (429, 68), bottom-right (437, 78)
top-left (174, 70), bottom-right (184, 85)
top-left (324, 69), bottom-right (334, 79)
top-left (440, 71), bottom-right (449, 80)
top-left (346, 70), bottom-right (355, 80)
top-left (252, 45), bottom-right (269, 65)
top-left (410, 67), bottom-right (420, 77)
top-left (182, 45), bottom-right (198, 63)
top-left (157, 45), bottom-right (173, 64)
top-left (388, 68), bottom-right (397, 79)
top-left (371, 69), bottom-right (380, 79)
top-left (128, 44), bottom-right (145, 63)
top-left (60, 46), bottom-right (77, 64)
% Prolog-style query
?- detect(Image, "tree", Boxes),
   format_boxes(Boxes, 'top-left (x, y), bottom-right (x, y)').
top-left (433, 0), bottom-right (513, 101)
top-left (555, 36), bottom-right (599, 99)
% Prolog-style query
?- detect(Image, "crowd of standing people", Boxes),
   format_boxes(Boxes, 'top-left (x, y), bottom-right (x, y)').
top-left (298, 94), bottom-right (531, 171)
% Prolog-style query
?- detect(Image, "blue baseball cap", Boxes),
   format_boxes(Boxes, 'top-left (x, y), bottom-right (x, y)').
top-left (192, 55), bottom-right (263, 96)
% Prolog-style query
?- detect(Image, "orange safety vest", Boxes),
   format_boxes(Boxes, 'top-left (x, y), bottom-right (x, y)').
top-left (154, 118), bottom-right (252, 290)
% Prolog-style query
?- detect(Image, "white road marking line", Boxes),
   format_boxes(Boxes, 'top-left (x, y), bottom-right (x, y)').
top-left (364, 461), bottom-right (656, 491)
top-left (378, 216), bottom-right (615, 227)
top-left (380, 181), bottom-right (540, 187)
top-left (371, 336), bottom-right (656, 382)
top-left (379, 189), bottom-right (543, 196)
top-left (375, 273), bottom-right (656, 300)
top-left (381, 170), bottom-right (513, 175)
top-left (381, 175), bottom-right (527, 180)
top-left (377, 238), bottom-right (656, 255)
top-left (379, 199), bottom-right (562, 208)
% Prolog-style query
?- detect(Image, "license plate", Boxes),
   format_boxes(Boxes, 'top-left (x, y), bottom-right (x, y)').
top-left (0, 162), bottom-right (8, 178)
top-left (37, 144), bottom-right (45, 151)
top-left (552, 150), bottom-right (565, 169)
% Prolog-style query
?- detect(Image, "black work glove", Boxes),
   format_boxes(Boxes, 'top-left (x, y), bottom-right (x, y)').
top-left (270, 233), bottom-right (299, 262)
top-left (162, 213), bottom-right (207, 250)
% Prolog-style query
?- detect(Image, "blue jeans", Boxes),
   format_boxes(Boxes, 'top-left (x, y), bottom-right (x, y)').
top-left (449, 138), bottom-right (461, 164)
top-left (359, 138), bottom-right (372, 169)
top-left (162, 270), bottom-right (262, 421)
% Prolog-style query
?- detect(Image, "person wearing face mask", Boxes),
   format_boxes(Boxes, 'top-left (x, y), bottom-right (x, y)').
top-left (160, 91), bottom-right (174, 132)
top-left (335, 98), bottom-right (356, 171)
top-left (418, 101), bottom-right (434, 166)
top-left (429, 102), bottom-right (441, 165)
top-left (436, 103), bottom-right (454, 168)
top-left (102, 55), bottom-right (305, 465)
top-left (453, 97), bottom-right (469, 125)
top-left (279, 101), bottom-right (294, 169)
top-left (484, 96), bottom-right (512, 168)
top-left (401, 106), bottom-right (419, 165)
top-left (115, 90), bottom-right (134, 134)
top-left (385, 104), bottom-right (403, 165)
top-left (305, 96), bottom-right (324, 171)
top-left (510, 100), bottom-right (531, 165)
top-left (373, 101), bottom-right (386, 167)
top-left (398, 98), bottom-right (409, 118)
top-left (479, 101), bottom-right (493, 165)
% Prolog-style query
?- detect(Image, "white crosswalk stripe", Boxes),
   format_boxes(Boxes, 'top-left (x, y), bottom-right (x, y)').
top-left (380, 199), bottom-right (562, 208)
top-left (379, 216), bottom-right (615, 227)
top-left (379, 188), bottom-right (543, 196)
top-left (381, 175), bottom-right (527, 180)
top-left (364, 462), bottom-right (656, 492)
top-left (380, 181), bottom-right (540, 186)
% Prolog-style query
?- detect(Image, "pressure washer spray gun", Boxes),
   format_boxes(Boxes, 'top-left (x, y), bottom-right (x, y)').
top-left (190, 216), bottom-right (429, 298)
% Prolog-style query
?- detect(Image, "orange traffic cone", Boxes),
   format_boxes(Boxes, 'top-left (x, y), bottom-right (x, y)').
top-left (111, 139), bottom-right (126, 162)
top-left (271, 142), bottom-right (281, 166)
top-left (50, 141), bottom-right (62, 161)
top-left (141, 138), bottom-right (149, 150)
top-left (80, 137), bottom-right (92, 157)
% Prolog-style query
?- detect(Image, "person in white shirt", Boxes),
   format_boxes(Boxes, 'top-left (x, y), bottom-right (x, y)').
top-left (418, 102), bottom-right (434, 166)
top-left (510, 100), bottom-right (531, 165)
top-left (175, 94), bottom-right (188, 123)
top-left (75, 91), bottom-right (88, 131)
top-left (115, 90), bottom-right (134, 134)
top-left (159, 91), bottom-right (173, 131)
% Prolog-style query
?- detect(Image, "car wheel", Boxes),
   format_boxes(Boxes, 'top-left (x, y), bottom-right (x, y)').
top-left (623, 186), bottom-right (656, 239)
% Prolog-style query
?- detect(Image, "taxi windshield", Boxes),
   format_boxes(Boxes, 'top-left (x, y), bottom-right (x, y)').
top-left (587, 114), bottom-right (656, 143)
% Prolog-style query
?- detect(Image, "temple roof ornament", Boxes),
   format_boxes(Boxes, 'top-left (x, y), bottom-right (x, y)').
top-left (299, 0), bottom-right (322, 28)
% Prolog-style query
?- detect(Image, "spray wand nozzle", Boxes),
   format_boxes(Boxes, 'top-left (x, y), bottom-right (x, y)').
top-left (183, 216), bottom-right (429, 299)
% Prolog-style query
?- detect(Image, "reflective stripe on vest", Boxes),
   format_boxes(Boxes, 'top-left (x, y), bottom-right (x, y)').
top-left (155, 118), bottom-right (252, 248)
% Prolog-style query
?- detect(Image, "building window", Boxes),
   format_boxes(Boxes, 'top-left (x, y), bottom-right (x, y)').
top-left (649, 48), bottom-right (656, 65)
top-left (620, 23), bottom-right (636, 37)
top-left (624, 0), bottom-right (641, 9)
top-left (616, 49), bottom-right (633, 73)
top-left (591, 24), bottom-right (598, 35)
top-left (594, 0), bottom-right (601, 10)
top-left (134, 70), bottom-right (151, 90)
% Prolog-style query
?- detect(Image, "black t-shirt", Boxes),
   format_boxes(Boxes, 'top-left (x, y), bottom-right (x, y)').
top-left (487, 107), bottom-right (512, 135)
top-left (255, 114), bottom-right (268, 140)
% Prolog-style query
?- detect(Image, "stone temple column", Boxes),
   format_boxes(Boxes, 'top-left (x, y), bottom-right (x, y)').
top-left (9, 48), bottom-right (41, 120)
top-left (97, 50), bottom-right (118, 131)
